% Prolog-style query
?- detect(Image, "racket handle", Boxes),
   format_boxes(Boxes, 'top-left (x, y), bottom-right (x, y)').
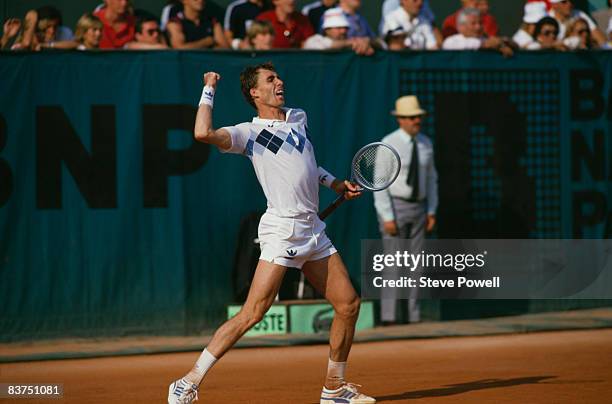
top-left (319, 194), bottom-right (347, 220)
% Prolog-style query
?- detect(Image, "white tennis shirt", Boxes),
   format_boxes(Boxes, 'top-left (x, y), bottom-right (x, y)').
top-left (221, 108), bottom-right (332, 218)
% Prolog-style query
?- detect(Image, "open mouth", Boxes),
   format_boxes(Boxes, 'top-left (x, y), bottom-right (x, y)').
top-left (275, 88), bottom-right (284, 98)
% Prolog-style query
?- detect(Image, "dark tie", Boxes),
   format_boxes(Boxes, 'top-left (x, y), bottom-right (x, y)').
top-left (406, 137), bottom-right (419, 201)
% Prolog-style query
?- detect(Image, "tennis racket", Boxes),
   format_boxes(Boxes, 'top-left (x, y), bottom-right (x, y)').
top-left (319, 142), bottom-right (401, 220)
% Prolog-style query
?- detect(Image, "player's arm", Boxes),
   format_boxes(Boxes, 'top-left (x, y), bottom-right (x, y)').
top-left (194, 72), bottom-right (232, 151)
top-left (318, 167), bottom-right (361, 200)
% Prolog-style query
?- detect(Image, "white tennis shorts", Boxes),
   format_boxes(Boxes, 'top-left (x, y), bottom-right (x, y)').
top-left (258, 212), bottom-right (337, 269)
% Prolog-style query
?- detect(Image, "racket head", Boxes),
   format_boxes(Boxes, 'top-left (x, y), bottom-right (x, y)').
top-left (350, 142), bottom-right (401, 191)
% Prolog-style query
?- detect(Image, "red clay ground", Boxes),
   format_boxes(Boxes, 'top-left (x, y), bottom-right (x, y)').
top-left (1, 328), bottom-right (611, 403)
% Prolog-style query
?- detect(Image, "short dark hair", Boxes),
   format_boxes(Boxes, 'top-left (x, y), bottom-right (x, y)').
top-left (533, 16), bottom-right (559, 39)
top-left (240, 62), bottom-right (276, 109)
top-left (36, 5), bottom-right (62, 25)
top-left (135, 12), bottom-right (159, 34)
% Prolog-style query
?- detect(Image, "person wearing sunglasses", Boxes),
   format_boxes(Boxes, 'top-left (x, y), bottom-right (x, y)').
top-left (125, 14), bottom-right (169, 49)
top-left (548, 0), bottom-right (606, 46)
top-left (563, 17), bottom-right (596, 49)
top-left (527, 16), bottom-right (567, 50)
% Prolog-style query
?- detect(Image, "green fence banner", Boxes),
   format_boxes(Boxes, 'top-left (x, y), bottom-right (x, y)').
top-left (0, 51), bottom-right (610, 341)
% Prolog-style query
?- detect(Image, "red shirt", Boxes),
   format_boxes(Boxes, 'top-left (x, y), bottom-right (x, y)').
top-left (442, 9), bottom-right (499, 39)
top-left (257, 11), bottom-right (314, 49)
top-left (94, 8), bottom-right (136, 49)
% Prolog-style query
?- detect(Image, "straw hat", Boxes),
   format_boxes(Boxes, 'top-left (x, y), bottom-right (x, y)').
top-left (391, 96), bottom-right (426, 117)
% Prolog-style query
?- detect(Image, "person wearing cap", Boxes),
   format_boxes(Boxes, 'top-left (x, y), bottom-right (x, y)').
top-left (374, 95), bottom-right (438, 326)
top-left (548, 0), bottom-right (606, 46)
top-left (513, 2), bottom-right (547, 49)
top-left (380, 0), bottom-right (439, 50)
top-left (302, 0), bottom-right (338, 33)
top-left (303, 7), bottom-right (374, 54)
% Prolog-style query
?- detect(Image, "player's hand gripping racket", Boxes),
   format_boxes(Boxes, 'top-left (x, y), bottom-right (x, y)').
top-left (319, 142), bottom-right (401, 220)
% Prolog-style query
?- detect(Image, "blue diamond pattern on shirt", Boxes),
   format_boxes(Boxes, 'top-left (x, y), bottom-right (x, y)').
top-left (291, 129), bottom-right (305, 153)
top-left (243, 139), bottom-right (254, 157)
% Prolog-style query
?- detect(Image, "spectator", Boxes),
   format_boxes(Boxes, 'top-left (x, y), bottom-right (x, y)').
top-left (442, 0), bottom-right (498, 39)
top-left (302, 0), bottom-right (337, 33)
top-left (12, 6), bottom-right (76, 50)
top-left (563, 17), bottom-right (596, 49)
top-left (125, 14), bottom-right (169, 49)
top-left (381, 0), bottom-right (435, 25)
top-left (257, 0), bottom-right (314, 49)
top-left (384, 27), bottom-right (409, 50)
top-left (244, 20), bottom-right (275, 49)
top-left (303, 6), bottom-right (372, 54)
top-left (442, 7), bottom-right (512, 56)
top-left (592, 0), bottom-right (611, 34)
top-left (1, 18), bottom-right (21, 50)
top-left (223, 0), bottom-right (270, 49)
top-left (380, 0), bottom-right (438, 50)
top-left (93, 0), bottom-right (136, 49)
top-left (606, 18), bottom-right (612, 48)
top-left (167, 0), bottom-right (229, 49)
top-left (162, 0), bottom-right (225, 31)
top-left (513, 1), bottom-right (548, 49)
top-left (336, 0), bottom-right (375, 39)
top-left (75, 13), bottom-right (103, 50)
top-left (527, 16), bottom-right (566, 50)
top-left (548, 0), bottom-right (605, 46)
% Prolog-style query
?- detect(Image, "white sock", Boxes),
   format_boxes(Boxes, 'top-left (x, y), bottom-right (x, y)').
top-left (185, 348), bottom-right (217, 385)
top-left (325, 359), bottom-right (347, 388)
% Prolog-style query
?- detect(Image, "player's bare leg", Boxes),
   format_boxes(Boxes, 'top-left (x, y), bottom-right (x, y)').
top-left (302, 253), bottom-right (361, 389)
top-left (204, 260), bottom-right (286, 359)
top-left (169, 260), bottom-right (286, 403)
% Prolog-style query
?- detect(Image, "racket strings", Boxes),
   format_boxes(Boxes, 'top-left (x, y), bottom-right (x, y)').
top-left (352, 144), bottom-right (400, 190)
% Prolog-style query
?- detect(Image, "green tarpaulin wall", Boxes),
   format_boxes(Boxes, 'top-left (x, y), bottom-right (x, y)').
top-left (0, 51), bottom-right (610, 341)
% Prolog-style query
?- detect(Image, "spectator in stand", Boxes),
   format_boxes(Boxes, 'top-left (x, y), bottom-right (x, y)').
top-left (257, 0), bottom-right (314, 49)
top-left (11, 6), bottom-right (76, 50)
top-left (302, 0), bottom-right (337, 32)
top-left (167, 0), bottom-right (229, 49)
top-left (303, 6), bottom-right (373, 54)
top-left (336, 0), bottom-right (375, 39)
top-left (442, 0), bottom-right (498, 39)
top-left (380, 0), bottom-right (441, 46)
top-left (563, 17), bottom-right (596, 49)
top-left (513, 1), bottom-right (548, 49)
top-left (606, 18), bottom-right (612, 48)
top-left (442, 7), bottom-right (513, 56)
top-left (548, 0), bottom-right (605, 46)
top-left (125, 14), bottom-right (169, 49)
top-left (161, 0), bottom-right (224, 31)
top-left (384, 27), bottom-right (409, 50)
top-left (244, 20), bottom-right (275, 49)
top-left (380, 0), bottom-right (438, 50)
top-left (527, 16), bottom-right (567, 50)
top-left (224, 0), bottom-right (270, 49)
top-left (1, 18), bottom-right (21, 50)
top-left (592, 0), bottom-right (611, 34)
top-left (93, 0), bottom-right (135, 49)
top-left (75, 13), bottom-right (104, 50)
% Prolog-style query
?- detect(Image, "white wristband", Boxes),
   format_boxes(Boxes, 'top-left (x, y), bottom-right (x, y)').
top-left (199, 85), bottom-right (215, 107)
top-left (318, 166), bottom-right (336, 189)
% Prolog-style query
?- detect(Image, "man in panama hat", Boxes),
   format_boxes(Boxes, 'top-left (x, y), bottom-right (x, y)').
top-left (374, 95), bottom-right (438, 325)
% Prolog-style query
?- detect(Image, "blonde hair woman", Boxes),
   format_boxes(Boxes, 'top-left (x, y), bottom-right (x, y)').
top-left (74, 13), bottom-right (103, 50)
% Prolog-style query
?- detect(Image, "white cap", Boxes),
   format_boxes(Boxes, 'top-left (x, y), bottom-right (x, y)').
top-left (322, 8), bottom-right (349, 30)
top-left (523, 2), bottom-right (548, 24)
top-left (549, 0), bottom-right (568, 4)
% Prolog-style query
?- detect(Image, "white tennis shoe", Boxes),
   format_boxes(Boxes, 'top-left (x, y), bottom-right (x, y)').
top-left (320, 382), bottom-right (376, 404)
top-left (168, 378), bottom-right (198, 404)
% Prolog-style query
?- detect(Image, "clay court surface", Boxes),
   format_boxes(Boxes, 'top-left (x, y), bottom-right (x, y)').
top-left (1, 328), bottom-right (611, 403)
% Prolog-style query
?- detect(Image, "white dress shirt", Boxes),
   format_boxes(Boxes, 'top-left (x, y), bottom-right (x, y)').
top-left (442, 34), bottom-right (483, 50)
top-left (374, 129), bottom-right (438, 221)
top-left (381, 7), bottom-right (438, 50)
top-left (513, 29), bottom-right (535, 49)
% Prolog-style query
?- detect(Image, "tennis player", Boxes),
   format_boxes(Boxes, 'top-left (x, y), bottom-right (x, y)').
top-left (167, 62), bottom-right (375, 404)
